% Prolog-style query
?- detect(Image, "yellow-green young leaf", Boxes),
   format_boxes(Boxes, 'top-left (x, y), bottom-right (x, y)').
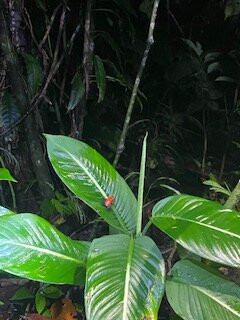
top-left (151, 194), bottom-right (240, 267)
top-left (67, 72), bottom-right (85, 112)
top-left (0, 214), bottom-right (90, 284)
top-left (167, 260), bottom-right (240, 320)
top-left (0, 168), bottom-right (17, 182)
top-left (94, 55), bottom-right (106, 103)
top-left (85, 234), bottom-right (165, 320)
top-left (45, 134), bottom-right (137, 234)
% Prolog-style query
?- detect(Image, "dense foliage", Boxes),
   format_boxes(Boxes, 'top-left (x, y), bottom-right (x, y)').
top-left (1, 0), bottom-right (240, 319)
top-left (1, 135), bottom-right (240, 319)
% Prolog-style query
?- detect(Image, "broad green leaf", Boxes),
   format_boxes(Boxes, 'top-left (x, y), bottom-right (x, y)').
top-left (41, 286), bottom-right (63, 299)
top-left (35, 291), bottom-right (46, 314)
top-left (0, 300), bottom-right (4, 305)
top-left (94, 55), bottom-right (106, 103)
top-left (151, 194), bottom-right (240, 267)
top-left (45, 134), bottom-right (137, 234)
top-left (10, 287), bottom-right (34, 300)
top-left (67, 72), bottom-right (85, 112)
top-left (24, 53), bottom-right (44, 98)
top-left (166, 260), bottom-right (240, 320)
top-left (0, 168), bottom-right (17, 182)
top-left (0, 214), bottom-right (90, 284)
top-left (85, 234), bottom-right (165, 320)
top-left (0, 205), bottom-right (15, 216)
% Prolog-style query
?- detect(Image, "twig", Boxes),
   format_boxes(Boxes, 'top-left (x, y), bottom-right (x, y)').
top-left (113, 0), bottom-right (160, 167)
top-left (52, 6), bottom-right (66, 69)
top-left (168, 9), bottom-right (184, 35)
top-left (71, 0), bottom-right (94, 139)
top-left (23, 8), bottom-right (49, 68)
top-left (39, 4), bottom-right (62, 49)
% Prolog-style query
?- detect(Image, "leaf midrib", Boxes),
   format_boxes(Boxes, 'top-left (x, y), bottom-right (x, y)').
top-left (154, 215), bottom-right (240, 240)
top-left (122, 237), bottom-right (134, 320)
top-left (3, 240), bottom-right (83, 265)
top-left (172, 280), bottom-right (240, 317)
top-left (51, 138), bottom-right (130, 233)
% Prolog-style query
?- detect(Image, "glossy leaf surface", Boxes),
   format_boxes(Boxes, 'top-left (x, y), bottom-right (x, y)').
top-left (46, 134), bottom-right (137, 234)
top-left (85, 234), bottom-right (165, 320)
top-left (0, 214), bottom-right (90, 284)
top-left (0, 168), bottom-right (17, 182)
top-left (152, 194), bottom-right (240, 267)
top-left (0, 205), bottom-right (15, 216)
top-left (166, 260), bottom-right (240, 320)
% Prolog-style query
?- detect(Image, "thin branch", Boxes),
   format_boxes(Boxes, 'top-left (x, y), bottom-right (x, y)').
top-left (71, 0), bottom-right (94, 139)
top-left (39, 4), bottom-right (62, 49)
top-left (113, 0), bottom-right (160, 167)
top-left (52, 6), bottom-right (66, 69)
top-left (23, 8), bottom-right (49, 68)
top-left (168, 9), bottom-right (184, 35)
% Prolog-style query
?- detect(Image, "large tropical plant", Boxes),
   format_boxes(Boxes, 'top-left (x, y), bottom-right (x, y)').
top-left (0, 134), bottom-right (240, 319)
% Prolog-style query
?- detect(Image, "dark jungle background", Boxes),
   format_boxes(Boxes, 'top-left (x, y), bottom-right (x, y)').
top-left (1, 0), bottom-right (240, 318)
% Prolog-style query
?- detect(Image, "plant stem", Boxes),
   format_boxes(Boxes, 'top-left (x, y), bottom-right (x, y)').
top-left (224, 179), bottom-right (240, 209)
top-left (136, 133), bottom-right (148, 236)
top-left (0, 157), bottom-right (16, 211)
top-left (113, 0), bottom-right (160, 167)
top-left (142, 220), bottom-right (152, 235)
top-left (8, 181), bottom-right (16, 211)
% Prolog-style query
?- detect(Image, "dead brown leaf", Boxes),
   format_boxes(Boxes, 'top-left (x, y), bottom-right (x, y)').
top-left (50, 298), bottom-right (77, 320)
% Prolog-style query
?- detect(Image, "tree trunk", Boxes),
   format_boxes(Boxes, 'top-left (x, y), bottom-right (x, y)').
top-left (0, 0), bottom-right (54, 203)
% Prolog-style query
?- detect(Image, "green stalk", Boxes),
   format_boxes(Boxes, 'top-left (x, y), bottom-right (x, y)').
top-left (0, 157), bottom-right (16, 211)
top-left (142, 220), bottom-right (152, 236)
top-left (136, 133), bottom-right (148, 236)
top-left (113, 0), bottom-right (160, 167)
